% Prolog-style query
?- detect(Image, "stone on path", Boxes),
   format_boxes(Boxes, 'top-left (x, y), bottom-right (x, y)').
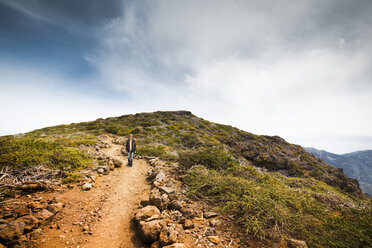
top-left (82, 183), bottom-right (92, 191)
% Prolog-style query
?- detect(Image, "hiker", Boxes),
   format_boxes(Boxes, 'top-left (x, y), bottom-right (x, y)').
top-left (124, 134), bottom-right (136, 166)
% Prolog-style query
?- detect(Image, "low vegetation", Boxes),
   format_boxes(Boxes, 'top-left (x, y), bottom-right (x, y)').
top-left (185, 165), bottom-right (372, 248)
top-left (1, 110), bottom-right (370, 247)
top-left (0, 136), bottom-right (93, 172)
top-left (137, 145), bottom-right (167, 157)
top-left (178, 147), bottom-right (238, 170)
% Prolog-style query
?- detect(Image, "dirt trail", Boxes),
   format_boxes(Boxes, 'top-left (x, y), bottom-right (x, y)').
top-left (33, 140), bottom-right (151, 248)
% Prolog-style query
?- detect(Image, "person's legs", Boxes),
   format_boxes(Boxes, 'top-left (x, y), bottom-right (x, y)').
top-left (127, 152), bottom-right (131, 165)
top-left (127, 151), bottom-right (134, 166)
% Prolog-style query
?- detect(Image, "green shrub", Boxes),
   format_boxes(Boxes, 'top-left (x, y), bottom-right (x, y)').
top-left (104, 124), bottom-right (120, 134)
top-left (50, 147), bottom-right (90, 170)
top-left (131, 127), bottom-right (141, 134)
top-left (61, 172), bottom-right (82, 183)
top-left (179, 147), bottom-right (238, 170)
top-left (140, 121), bottom-right (159, 127)
top-left (0, 136), bottom-right (91, 171)
top-left (159, 153), bottom-right (178, 162)
top-left (137, 145), bottom-right (166, 157)
top-left (185, 165), bottom-right (372, 248)
top-left (180, 132), bottom-right (201, 148)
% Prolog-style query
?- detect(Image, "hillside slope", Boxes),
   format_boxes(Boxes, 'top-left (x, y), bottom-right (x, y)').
top-left (1, 110), bottom-right (371, 248)
top-left (21, 110), bottom-right (363, 198)
top-left (305, 147), bottom-right (372, 196)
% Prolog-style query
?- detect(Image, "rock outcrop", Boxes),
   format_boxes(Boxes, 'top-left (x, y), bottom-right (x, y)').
top-left (227, 134), bottom-right (364, 197)
top-left (0, 198), bottom-right (64, 246)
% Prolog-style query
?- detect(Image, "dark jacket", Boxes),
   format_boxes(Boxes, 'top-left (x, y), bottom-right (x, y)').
top-left (126, 138), bottom-right (136, 152)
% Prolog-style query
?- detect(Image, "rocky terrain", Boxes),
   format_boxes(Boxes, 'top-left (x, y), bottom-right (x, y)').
top-left (0, 111), bottom-right (371, 248)
top-left (0, 135), bottom-right (152, 248)
top-left (134, 155), bottom-right (307, 248)
top-left (305, 147), bottom-right (372, 196)
top-left (0, 135), bottom-right (282, 248)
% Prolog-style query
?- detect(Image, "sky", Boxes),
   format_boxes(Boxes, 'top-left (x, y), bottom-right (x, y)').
top-left (0, 0), bottom-right (372, 154)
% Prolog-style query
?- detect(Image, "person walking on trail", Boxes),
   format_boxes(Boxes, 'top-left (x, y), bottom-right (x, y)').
top-left (125, 134), bottom-right (136, 166)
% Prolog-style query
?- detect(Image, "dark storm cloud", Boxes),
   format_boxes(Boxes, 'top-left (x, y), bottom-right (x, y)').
top-left (0, 0), bottom-right (123, 29)
top-left (0, 0), bottom-right (123, 77)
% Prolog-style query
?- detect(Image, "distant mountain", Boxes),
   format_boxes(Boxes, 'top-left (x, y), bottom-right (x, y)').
top-left (304, 147), bottom-right (372, 196)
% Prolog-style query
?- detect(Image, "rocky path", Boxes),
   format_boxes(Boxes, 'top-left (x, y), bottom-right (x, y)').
top-left (32, 140), bottom-right (151, 248)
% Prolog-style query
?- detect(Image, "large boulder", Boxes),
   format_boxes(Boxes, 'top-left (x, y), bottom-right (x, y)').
top-left (159, 226), bottom-right (179, 246)
top-left (16, 215), bottom-right (39, 231)
top-left (159, 186), bottom-right (176, 195)
top-left (155, 172), bottom-right (166, 183)
top-left (148, 167), bottom-right (160, 180)
top-left (149, 190), bottom-right (169, 211)
top-left (0, 220), bottom-right (25, 241)
top-left (47, 202), bottom-right (64, 214)
top-left (134, 206), bottom-right (161, 223)
top-left (113, 159), bottom-right (122, 168)
top-left (13, 205), bottom-right (29, 218)
top-left (179, 207), bottom-right (195, 219)
top-left (34, 209), bottom-right (54, 221)
top-left (169, 200), bottom-right (183, 210)
top-left (137, 219), bottom-right (165, 243)
top-left (82, 183), bottom-right (92, 191)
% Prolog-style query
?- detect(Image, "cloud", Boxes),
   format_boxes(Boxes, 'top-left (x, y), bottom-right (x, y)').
top-left (93, 0), bottom-right (372, 88)
top-left (1, 0), bottom-right (372, 153)
top-left (0, 0), bottom-right (123, 31)
top-left (84, 0), bottom-right (372, 153)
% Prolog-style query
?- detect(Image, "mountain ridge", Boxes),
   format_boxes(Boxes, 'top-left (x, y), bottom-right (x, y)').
top-left (2, 110), bottom-right (366, 198)
top-left (304, 147), bottom-right (372, 196)
top-left (1, 110), bottom-right (371, 248)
